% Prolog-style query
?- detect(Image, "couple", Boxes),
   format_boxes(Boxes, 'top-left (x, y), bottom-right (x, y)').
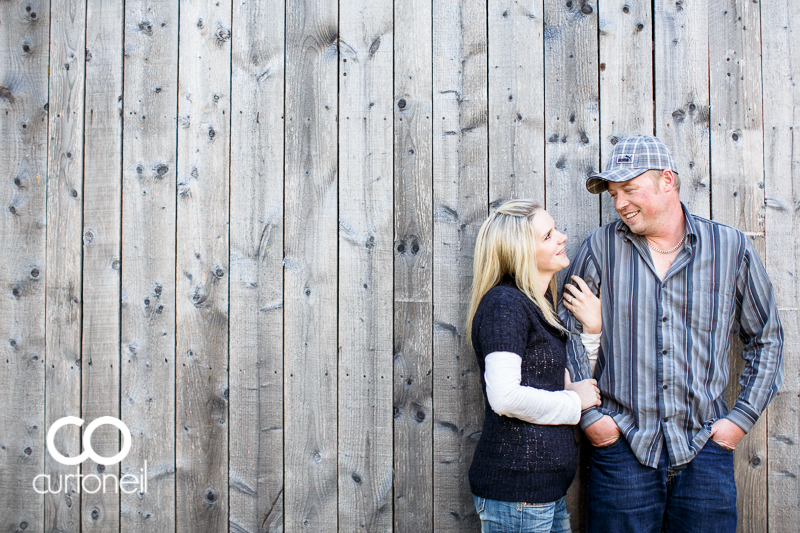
top-left (467, 136), bottom-right (784, 533)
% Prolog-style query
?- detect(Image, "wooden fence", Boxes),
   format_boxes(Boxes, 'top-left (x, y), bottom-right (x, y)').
top-left (1, 0), bottom-right (798, 531)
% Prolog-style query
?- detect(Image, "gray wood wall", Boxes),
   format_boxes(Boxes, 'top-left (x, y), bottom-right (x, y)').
top-left (1, 0), bottom-right (798, 531)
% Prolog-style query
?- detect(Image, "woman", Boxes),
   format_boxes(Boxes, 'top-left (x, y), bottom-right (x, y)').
top-left (467, 200), bottom-right (602, 533)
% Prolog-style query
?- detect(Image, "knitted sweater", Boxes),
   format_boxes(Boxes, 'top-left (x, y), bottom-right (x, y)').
top-left (468, 276), bottom-right (578, 503)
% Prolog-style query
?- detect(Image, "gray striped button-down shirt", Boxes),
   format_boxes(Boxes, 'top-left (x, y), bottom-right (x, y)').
top-left (560, 204), bottom-right (784, 468)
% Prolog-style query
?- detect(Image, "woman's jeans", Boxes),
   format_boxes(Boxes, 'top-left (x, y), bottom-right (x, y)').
top-left (586, 436), bottom-right (737, 533)
top-left (473, 494), bottom-right (572, 533)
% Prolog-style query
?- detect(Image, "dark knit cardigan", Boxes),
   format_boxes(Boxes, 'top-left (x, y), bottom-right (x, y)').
top-left (468, 276), bottom-right (578, 503)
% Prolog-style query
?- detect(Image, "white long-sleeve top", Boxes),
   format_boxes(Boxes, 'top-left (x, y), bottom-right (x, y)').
top-left (484, 332), bottom-right (600, 425)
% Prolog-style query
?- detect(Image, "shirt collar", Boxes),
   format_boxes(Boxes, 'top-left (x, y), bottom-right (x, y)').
top-left (614, 201), bottom-right (697, 245)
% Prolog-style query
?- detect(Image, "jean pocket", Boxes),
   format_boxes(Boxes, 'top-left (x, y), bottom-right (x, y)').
top-left (473, 495), bottom-right (486, 514)
top-left (592, 435), bottom-right (622, 450)
top-left (707, 438), bottom-right (735, 453)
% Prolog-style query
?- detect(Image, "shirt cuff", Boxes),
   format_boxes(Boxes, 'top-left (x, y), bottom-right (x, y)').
top-left (726, 400), bottom-right (759, 434)
top-left (578, 406), bottom-right (605, 431)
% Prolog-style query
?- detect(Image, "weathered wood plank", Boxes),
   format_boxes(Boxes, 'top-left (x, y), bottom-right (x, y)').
top-left (654, 0), bottom-right (710, 218)
top-left (120, 1), bottom-right (178, 531)
top-left (228, 0), bottom-right (285, 532)
top-left (543, 0), bottom-right (599, 257)
top-left (488, 0), bottom-right (545, 205)
top-left (543, 3), bottom-right (599, 530)
top-left (175, 0), bottom-right (231, 530)
top-left (283, 0), bottom-right (339, 529)
top-left (393, 0), bottom-right (434, 527)
top-left (337, 2), bottom-right (394, 530)
top-left (44, 0), bottom-right (86, 529)
top-left (81, 0), bottom-right (123, 529)
top-left (709, 1), bottom-right (766, 531)
top-left (432, 0), bottom-right (488, 530)
top-left (598, 0), bottom-right (653, 225)
top-left (761, 0), bottom-right (800, 529)
top-left (0, 1), bottom-right (49, 531)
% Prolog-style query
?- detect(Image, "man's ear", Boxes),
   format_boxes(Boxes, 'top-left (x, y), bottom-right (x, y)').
top-left (661, 170), bottom-right (677, 193)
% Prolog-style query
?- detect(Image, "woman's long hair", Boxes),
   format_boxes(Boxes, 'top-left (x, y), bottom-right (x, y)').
top-left (466, 200), bottom-right (565, 344)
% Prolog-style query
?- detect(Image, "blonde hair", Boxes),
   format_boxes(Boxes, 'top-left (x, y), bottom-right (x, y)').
top-left (466, 200), bottom-right (565, 344)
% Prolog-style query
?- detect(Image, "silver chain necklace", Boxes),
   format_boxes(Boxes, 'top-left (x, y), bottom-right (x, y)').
top-left (646, 231), bottom-right (686, 254)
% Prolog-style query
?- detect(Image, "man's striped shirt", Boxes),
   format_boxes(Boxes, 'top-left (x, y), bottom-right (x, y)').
top-left (559, 204), bottom-right (784, 468)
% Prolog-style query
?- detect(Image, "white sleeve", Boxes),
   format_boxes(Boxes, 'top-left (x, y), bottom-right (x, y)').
top-left (580, 332), bottom-right (601, 374)
top-left (484, 351), bottom-right (581, 425)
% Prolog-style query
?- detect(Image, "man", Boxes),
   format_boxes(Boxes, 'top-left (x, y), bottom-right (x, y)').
top-left (559, 135), bottom-right (784, 532)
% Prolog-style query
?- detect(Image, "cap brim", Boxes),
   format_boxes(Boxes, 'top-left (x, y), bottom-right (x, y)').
top-left (585, 167), bottom-right (651, 194)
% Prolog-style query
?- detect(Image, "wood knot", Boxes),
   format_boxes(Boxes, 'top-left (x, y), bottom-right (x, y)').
top-left (397, 98), bottom-right (406, 109)
top-left (138, 20), bottom-right (153, 35)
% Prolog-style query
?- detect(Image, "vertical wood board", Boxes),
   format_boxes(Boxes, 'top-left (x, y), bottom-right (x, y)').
top-left (543, 3), bottom-right (599, 529)
top-left (432, 0), bottom-right (488, 529)
top-left (338, 0), bottom-right (395, 530)
top-left (44, 0), bottom-right (87, 529)
top-left (228, 0), bottom-right (286, 531)
top-left (120, 0), bottom-right (179, 531)
top-left (709, 1), bottom-right (766, 531)
top-left (393, 0), bottom-right (435, 527)
top-left (0, 0), bottom-right (50, 531)
top-left (488, 0), bottom-right (545, 205)
top-left (175, 0), bottom-right (232, 530)
top-left (81, 0), bottom-right (123, 529)
top-left (283, 0), bottom-right (339, 529)
top-left (654, 0), bottom-right (710, 218)
top-left (543, 0), bottom-right (600, 261)
top-left (761, 0), bottom-right (800, 529)
top-left (598, 0), bottom-right (653, 225)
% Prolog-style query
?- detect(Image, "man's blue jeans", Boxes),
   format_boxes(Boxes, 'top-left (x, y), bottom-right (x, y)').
top-left (586, 436), bottom-right (737, 533)
top-left (473, 495), bottom-right (572, 533)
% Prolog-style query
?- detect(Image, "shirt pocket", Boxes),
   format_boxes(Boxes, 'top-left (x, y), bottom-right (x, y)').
top-left (689, 282), bottom-right (734, 334)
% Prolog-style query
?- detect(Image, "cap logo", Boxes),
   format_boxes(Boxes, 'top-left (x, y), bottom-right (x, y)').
top-left (616, 153), bottom-right (634, 165)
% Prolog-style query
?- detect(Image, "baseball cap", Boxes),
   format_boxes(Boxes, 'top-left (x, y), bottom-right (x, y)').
top-left (586, 135), bottom-right (678, 194)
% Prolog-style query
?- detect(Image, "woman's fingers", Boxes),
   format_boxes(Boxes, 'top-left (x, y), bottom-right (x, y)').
top-left (571, 275), bottom-right (594, 296)
top-left (563, 284), bottom-right (583, 304)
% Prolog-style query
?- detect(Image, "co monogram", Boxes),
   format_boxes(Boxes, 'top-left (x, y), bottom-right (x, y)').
top-left (46, 416), bottom-right (132, 466)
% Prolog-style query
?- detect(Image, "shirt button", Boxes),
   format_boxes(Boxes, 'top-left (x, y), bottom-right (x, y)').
top-left (662, 317), bottom-right (668, 322)
top-left (662, 350), bottom-right (668, 355)
top-left (663, 385), bottom-right (669, 390)
top-left (663, 417), bottom-right (669, 422)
